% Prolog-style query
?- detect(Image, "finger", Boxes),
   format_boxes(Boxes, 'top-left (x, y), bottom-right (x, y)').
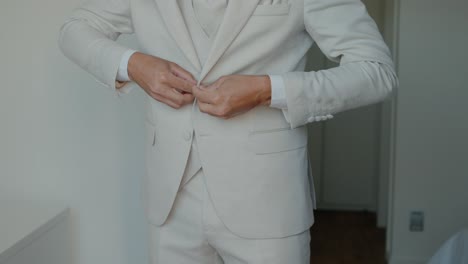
top-left (150, 85), bottom-right (186, 108)
top-left (199, 102), bottom-right (231, 119)
top-left (170, 64), bottom-right (197, 85)
top-left (198, 101), bottom-right (219, 116)
top-left (203, 76), bottom-right (226, 90)
top-left (167, 74), bottom-right (195, 94)
top-left (166, 88), bottom-right (190, 106)
top-left (167, 89), bottom-right (194, 107)
top-left (201, 82), bottom-right (218, 90)
top-left (149, 92), bottom-right (182, 109)
top-left (192, 85), bottom-right (217, 104)
top-left (181, 92), bottom-right (195, 105)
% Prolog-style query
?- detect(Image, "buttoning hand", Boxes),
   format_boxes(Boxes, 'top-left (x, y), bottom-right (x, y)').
top-left (128, 52), bottom-right (197, 109)
top-left (193, 75), bottom-right (271, 119)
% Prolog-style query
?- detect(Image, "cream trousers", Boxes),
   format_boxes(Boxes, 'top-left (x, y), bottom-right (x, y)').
top-left (147, 168), bottom-right (311, 264)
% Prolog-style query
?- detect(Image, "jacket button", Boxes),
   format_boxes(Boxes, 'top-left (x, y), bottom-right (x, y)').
top-left (184, 131), bottom-right (192, 141)
top-left (308, 116), bottom-right (315, 123)
top-left (326, 114), bottom-right (334, 119)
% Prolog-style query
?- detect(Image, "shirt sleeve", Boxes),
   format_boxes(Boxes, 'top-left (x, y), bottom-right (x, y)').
top-left (268, 75), bottom-right (288, 109)
top-left (117, 49), bottom-right (137, 81)
top-left (115, 49), bottom-right (137, 94)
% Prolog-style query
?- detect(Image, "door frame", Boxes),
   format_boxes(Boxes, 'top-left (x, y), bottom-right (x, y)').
top-left (379, 0), bottom-right (401, 258)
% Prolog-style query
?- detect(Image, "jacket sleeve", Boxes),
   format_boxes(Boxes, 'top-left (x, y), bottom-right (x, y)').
top-left (58, 0), bottom-right (134, 93)
top-left (281, 0), bottom-right (398, 128)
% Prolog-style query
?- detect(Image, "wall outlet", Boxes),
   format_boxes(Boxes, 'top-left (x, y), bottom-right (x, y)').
top-left (410, 211), bottom-right (424, 232)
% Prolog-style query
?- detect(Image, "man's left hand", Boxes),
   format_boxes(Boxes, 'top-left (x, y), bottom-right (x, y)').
top-left (193, 75), bottom-right (272, 119)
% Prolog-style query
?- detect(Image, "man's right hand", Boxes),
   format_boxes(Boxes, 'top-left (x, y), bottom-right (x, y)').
top-left (128, 52), bottom-right (197, 109)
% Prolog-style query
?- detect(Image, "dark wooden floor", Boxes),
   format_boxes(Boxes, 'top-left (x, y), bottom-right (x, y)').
top-left (310, 210), bottom-right (387, 264)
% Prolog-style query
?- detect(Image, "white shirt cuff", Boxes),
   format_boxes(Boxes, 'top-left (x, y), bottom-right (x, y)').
top-left (269, 75), bottom-right (288, 109)
top-left (117, 49), bottom-right (137, 82)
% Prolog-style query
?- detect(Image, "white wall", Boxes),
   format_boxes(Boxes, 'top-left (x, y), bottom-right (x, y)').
top-left (0, 1), bottom-right (149, 263)
top-left (389, 0), bottom-right (468, 263)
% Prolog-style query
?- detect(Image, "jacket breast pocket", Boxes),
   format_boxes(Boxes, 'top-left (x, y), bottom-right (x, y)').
top-left (247, 126), bottom-right (307, 154)
top-left (252, 4), bottom-right (290, 16)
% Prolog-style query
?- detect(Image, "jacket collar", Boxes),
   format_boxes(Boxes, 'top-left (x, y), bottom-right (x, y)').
top-left (154, 0), bottom-right (261, 83)
top-left (155, 0), bottom-right (202, 71)
top-left (198, 0), bottom-right (260, 83)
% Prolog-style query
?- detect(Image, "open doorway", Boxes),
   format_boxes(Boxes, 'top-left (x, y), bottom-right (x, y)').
top-left (306, 0), bottom-right (397, 262)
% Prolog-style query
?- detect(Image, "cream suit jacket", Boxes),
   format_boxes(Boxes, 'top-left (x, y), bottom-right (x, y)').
top-left (59, 0), bottom-right (397, 239)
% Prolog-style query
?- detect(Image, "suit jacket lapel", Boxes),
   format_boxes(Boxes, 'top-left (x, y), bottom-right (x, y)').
top-left (199, 0), bottom-right (261, 84)
top-left (155, 0), bottom-right (201, 71)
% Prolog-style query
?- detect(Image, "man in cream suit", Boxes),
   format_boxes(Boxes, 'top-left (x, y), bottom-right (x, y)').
top-left (59, 0), bottom-right (398, 262)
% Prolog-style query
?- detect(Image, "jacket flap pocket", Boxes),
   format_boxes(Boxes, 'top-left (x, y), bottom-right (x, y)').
top-left (247, 126), bottom-right (307, 154)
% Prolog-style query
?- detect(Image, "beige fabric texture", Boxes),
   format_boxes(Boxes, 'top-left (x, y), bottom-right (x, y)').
top-left (149, 169), bottom-right (311, 264)
top-left (59, 0), bottom-right (397, 239)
